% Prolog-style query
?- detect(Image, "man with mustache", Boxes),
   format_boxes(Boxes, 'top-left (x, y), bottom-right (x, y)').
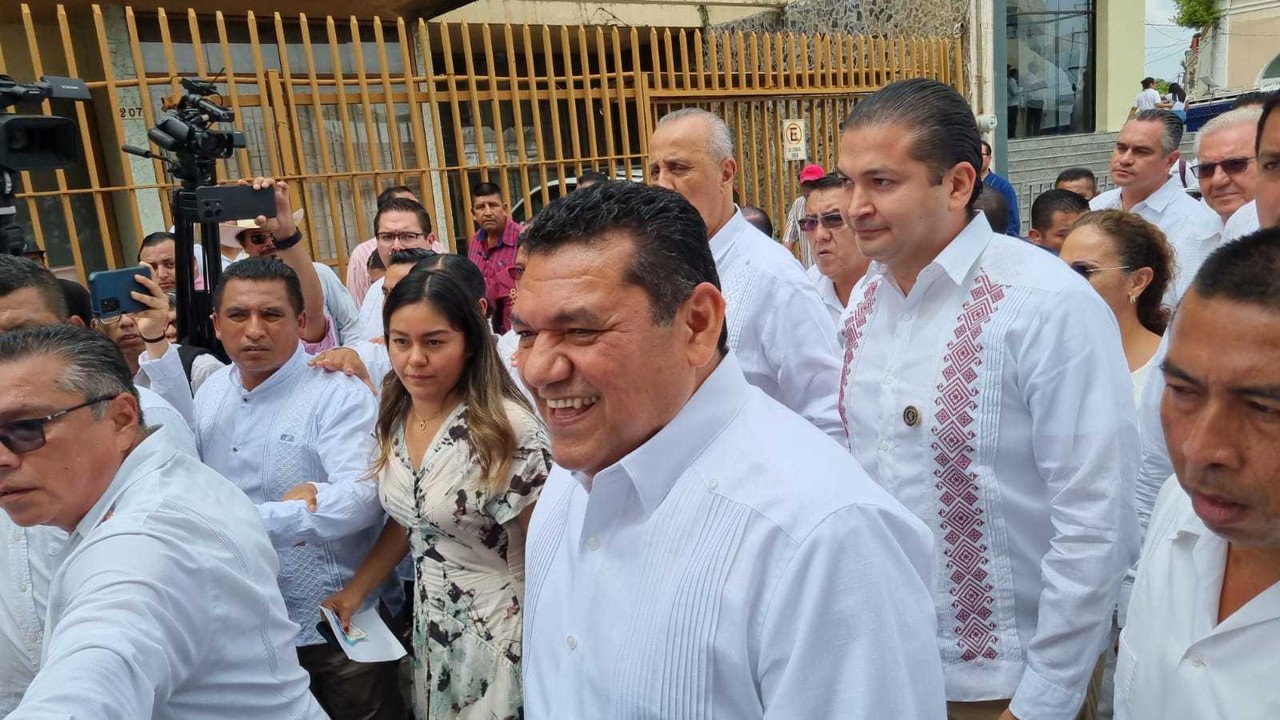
top-left (1090, 109), bottom-right (1222, 304)
top-left (1116, 228), bottom-right (1280, 718)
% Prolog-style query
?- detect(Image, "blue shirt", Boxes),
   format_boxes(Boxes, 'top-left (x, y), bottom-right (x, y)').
top-left (984, 172), bottom-right (1022, 237)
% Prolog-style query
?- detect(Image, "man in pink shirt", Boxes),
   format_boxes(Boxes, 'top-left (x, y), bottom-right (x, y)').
top-left (466, 181), bottom-right (522, 333)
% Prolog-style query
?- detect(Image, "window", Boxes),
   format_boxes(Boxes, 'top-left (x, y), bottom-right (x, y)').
top-left (1007, 1), bottom-right (1096, 138)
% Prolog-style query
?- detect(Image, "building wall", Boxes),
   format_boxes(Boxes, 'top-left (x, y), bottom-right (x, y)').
top-left (1095, 0), bottom-right (1146, 132)
top-left (1225, 3), bottom-right (1280, 88)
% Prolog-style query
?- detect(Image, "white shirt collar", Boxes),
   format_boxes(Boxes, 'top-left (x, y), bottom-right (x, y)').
top-left (69, 431), bottom-right (173, 545)
top-left (708, 207), bottom-right (748, 265)
top-left (1131, 174), bottom-right (1185, 214)
top-left (571, 353), bottom-right (751, 515)
top-left (865, 213), bottom-right (994, 290)
top-left (230, 343), bottom-right (309, 395)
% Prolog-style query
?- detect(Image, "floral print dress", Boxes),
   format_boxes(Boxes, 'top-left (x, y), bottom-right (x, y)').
top-left (378, 399), bottom-right (551, 719)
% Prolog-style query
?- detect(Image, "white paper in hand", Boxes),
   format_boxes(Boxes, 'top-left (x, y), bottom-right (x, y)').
top-left (320, 606), bottom-right (407, 663)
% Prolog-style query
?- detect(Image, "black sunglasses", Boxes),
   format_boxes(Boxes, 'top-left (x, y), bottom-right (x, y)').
top-left (245, 231), bottom-right (274, 246)
top-left (0, 396), bottom-right (117, 454)
top-left (798, 211), bottom-right (847, 232)
top-left (1195, 157), bottom-right (1254, 180)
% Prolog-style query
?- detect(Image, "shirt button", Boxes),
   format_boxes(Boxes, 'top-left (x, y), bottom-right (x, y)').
top-left (902, 313), bottom-right (914, 322)
top-left (566, 635), bottom-right (578, 651)
top-left (586, 537), bottom-right (600, 551)
top-left (882, 374), bottom-right (895, 385)
top-left (232, 447), bottom-right (239, 454)
top-left (1188, 653), bottom-right (1205, 667)
top-left (706, 477), bottom-right (718, 490)
top-left (879, 440), bottom-right (892, 452)
top-left (18, 582), bottom-right (28, 593)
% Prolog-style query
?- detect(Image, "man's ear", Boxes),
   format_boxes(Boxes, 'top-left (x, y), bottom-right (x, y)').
top-left (1027, 228), bottom-right (1043, 246)
top-left (682, 282), bottom-right (727, 369)
top-left (67, 315), bottom-right (86, 328)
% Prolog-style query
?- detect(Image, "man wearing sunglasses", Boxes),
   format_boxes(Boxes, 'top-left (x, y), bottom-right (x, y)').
top-left (1091, 109), bottom-right (1222, 305)
top-left (1195, 107), bottom-right (1262, 226)
top-left (801, 173), bottom-right (870, 328)
top-left (0, 325), bottom-right (327, 719)
top-left (233, 206), bottom-right (361, 347)
top-left (0, 255), bottom-right (201, 716)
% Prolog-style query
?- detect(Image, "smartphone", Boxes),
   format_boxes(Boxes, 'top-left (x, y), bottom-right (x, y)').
top-left (194, 185), bottom-right (275, 223)
top-left (89, 265), bottom-right (152, 318)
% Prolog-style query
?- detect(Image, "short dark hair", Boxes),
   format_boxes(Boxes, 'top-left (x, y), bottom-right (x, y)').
top-left (740, 206), bottom-right (773, 237)
top-left (1055, 167), bottom-right (1097, 190)
top-left (0, 255), bottom-right (67, 320)
top-left (1031, 189), bottom-right (1090, 232)
top-left (212, 257), bottom-right (304, 315)
top-left (472, 181), bottom-right (503, 201)
top-left (138, 231), bottom-right (177, 262)
top-left (1131, 109), bottom-right (1184, 155)
top-left (1232, 91), bottom-right (1270, 110)
top-left (388, 248), bottom-right (436, 268)
top-left (1260, 91), bottom-right (1280, 156)
top-left (60, 279), bottom-right (93, 326)
top-left (1141, 77), bottom-right (1156, 89)
top-left (374, 197), bottom-right (433, 236)
top-left (980, 140), bottom-right (993, 156)
top-left (577, 170), bottom-right (609, 188)
top-left (805, 172), bottom-right (847, 193)
top-left (520, 181), bottom-right (728, 355)
top-left (973, 187), bottom-right (1010, 234)
top-left (0, 323), bottom-right (140, 421)
top-left (841, 78), bottom-right (984, 211)
top-left (376, 185), bottom-right (415, 207)
top-left (1190, 227), bottom-right (1280, 309)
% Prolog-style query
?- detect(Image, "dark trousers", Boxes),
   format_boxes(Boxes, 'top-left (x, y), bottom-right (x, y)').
top-left (297, 641), bottom-right (405, 720)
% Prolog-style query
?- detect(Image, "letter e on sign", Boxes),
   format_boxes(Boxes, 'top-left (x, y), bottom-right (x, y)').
top-left (782, 119), bottom-right (807, 161)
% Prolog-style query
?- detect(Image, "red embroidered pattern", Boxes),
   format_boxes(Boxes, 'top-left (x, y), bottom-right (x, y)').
top-left (837, 280), bottom-right (880, 436)
top-left (931, 273), bottom-right (1005, 662)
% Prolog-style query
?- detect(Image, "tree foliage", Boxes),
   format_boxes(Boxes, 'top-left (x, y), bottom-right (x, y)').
top-left (1172, 0), bottom-right (1222, 30)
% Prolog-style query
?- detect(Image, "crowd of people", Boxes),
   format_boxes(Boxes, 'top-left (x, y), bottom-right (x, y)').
top-left (0, 77), bottom-right (1278, 720)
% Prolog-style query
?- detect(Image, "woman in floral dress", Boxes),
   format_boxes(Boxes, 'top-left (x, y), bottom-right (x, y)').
top-left (322, 261), bottom-right (550, 719)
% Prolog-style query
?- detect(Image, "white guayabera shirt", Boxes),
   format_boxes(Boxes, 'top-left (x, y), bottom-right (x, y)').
top-left (839, 214), bottom-right (1140, 719)
top-left (523, 354), bottom-right (946, 719)
top-left (710, 209), bottom-right (846, 446)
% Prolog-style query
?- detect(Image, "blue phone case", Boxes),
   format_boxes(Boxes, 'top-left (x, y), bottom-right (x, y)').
top-left (88, 266), bottom-right (152, 318)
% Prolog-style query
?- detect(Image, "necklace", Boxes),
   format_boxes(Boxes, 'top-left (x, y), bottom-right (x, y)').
top-left (411, 406), bottom-right (445, 432)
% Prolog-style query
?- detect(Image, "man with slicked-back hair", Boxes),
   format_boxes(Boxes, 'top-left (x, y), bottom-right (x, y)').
top-left (837, 78), bottom-right (1138, 720)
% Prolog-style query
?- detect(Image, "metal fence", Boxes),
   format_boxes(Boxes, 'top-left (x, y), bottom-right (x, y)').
top-left (1, 3), bottom-right (961, 280)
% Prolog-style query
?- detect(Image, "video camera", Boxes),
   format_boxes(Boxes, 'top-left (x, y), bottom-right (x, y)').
top-left (0, 74), bottom-right (90, 257)
top-left (125, 77), bottom-right (264, 352)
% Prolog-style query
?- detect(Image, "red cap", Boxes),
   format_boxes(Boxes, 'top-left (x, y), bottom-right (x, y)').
top-left (799, 163), bottom-right (825, 183)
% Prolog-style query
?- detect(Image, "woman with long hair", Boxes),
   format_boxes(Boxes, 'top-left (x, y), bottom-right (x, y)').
top-left (321, 262), bottom-right (550, 719)
top-left (1059, 210), bottom-right (1175, 406)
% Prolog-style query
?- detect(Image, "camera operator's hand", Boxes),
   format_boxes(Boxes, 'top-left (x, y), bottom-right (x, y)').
top-left (244, 176), bottom-right (297, 238)
top-left (131, 263), bottom-right (173, 359)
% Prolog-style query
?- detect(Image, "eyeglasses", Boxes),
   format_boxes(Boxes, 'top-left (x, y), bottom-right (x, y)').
top-left (1195, 157), bottom-right (1255, 180)
top-left (376, 231), bottom-right (425, 243)
top-left (798, 211), bottom-right (847, 233)
top-left (244, 232), bottom-right (274, 246)
top-left (1070, 263), bottom-right (1132, 279)
top-left (0, 395), bottom-right (118, 454)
